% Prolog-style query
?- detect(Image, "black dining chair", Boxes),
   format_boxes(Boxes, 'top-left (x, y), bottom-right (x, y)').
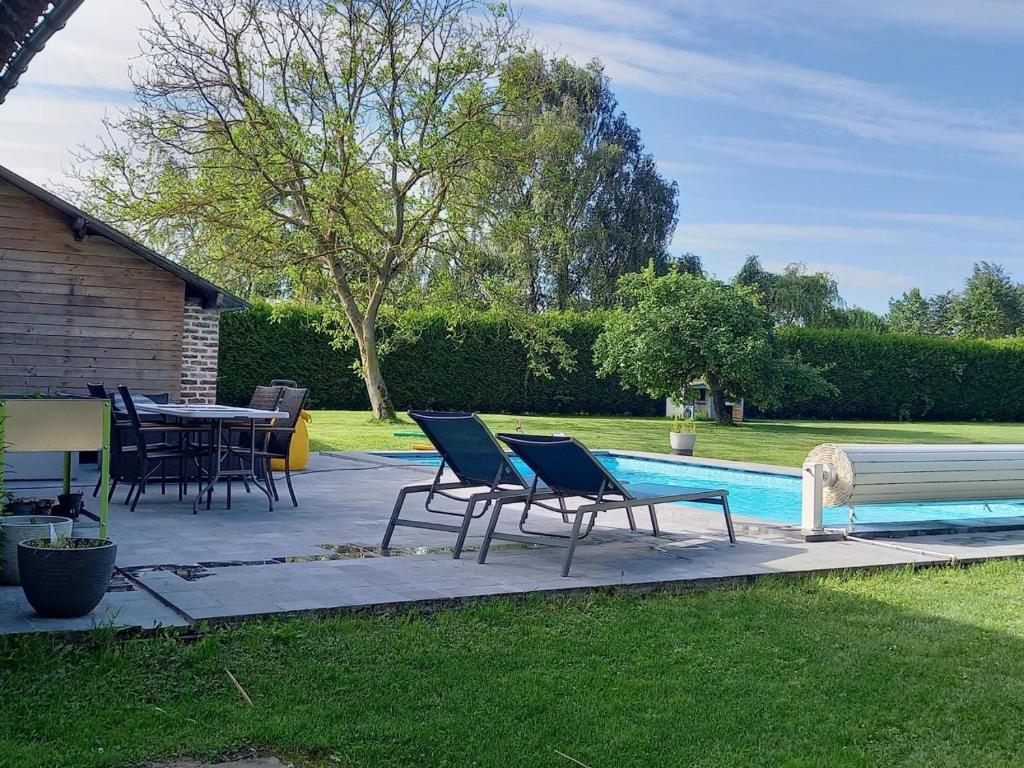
top-left (116, 386), bottom-right (205, 511)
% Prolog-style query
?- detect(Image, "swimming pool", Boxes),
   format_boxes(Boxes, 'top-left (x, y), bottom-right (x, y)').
top-left (375, 451), bottom-right (1024, 527)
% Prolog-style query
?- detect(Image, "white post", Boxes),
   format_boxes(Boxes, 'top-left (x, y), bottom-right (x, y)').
top-left (801, 461), bottom-right (824, 534)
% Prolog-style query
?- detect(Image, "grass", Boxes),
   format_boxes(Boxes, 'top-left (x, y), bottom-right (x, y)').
top-left (309, 411), bottom-right (1024, 466)
top-left (2, 561), bottom-right (1024, 767)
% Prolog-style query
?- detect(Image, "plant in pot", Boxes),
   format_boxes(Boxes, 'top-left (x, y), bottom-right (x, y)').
top-left (669, 415), bottom-right (697, 456)
top-left (18, 534), bottom-right (117, 618)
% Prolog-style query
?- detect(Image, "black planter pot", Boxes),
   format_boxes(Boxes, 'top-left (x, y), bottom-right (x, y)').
top-left (17, 539), bottom-right (117, 618)
top-left (54, 492), bottom-right (84, 520)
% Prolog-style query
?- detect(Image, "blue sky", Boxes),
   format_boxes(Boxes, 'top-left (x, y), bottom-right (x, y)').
top-left (1, 0), bottom-right (1021, 311)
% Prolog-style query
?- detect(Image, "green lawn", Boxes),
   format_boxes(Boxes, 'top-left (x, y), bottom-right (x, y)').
top-left (309, 411), bottom-right (1024, 466)
top-left (2, 561), bottom-right (1024, 767)
top-left (4, 415), bottom-right (1024, 766)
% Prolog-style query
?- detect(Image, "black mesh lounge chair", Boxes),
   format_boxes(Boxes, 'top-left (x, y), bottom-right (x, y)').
top-left (381, 411), bottom-right (551, 559)
top-left (477, 434), bottom-right (735, 577)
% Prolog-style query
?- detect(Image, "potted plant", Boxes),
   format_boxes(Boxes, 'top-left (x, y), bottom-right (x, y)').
top-left (669, 415), bottom-right (697, 455)
top-left (18, 535), bottom-right (117, 618)
top-left (0, 514), bottom-right (74, 585)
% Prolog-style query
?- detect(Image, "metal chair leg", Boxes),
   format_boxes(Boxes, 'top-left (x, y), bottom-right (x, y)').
top-left (284, 457), bottom-right (297, 507)
top-left (477, 497), bottom-right (508, 564)
top-left (626, 505), bottom-right (637, 531)
top-left (381, 487), bottom-right (412, 550)
top-left (267, 462), bottom-right (280, 501)
top-left (452, 498), bottom-right (479, 560)
top-left (722, 497), bottom-right (736, 543)
top-left (561, 509), bottom-right (588, 577)
top-left (648, 504), bottom-right (661, 536)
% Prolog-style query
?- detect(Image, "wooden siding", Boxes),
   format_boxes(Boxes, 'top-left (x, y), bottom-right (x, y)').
top-left (0, 179), bottom-right (184, 397)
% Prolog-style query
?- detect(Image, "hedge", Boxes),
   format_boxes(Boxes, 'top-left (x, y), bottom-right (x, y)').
top-left (217, 302), bottom-right (660, 415)
top-left (219, 305), bottom-right (1024, 420)
top-left (765, 328), bottom-right (1024, 421)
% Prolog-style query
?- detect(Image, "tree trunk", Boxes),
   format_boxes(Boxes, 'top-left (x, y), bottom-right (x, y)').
top-left (355, 326), bottom-right (395, 421)
top-left (706, 372), bottom-right (731, 424)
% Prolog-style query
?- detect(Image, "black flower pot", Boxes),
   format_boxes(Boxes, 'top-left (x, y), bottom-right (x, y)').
top-left (54, 492), bottom-right (84, 520)
top-left (17, 539), bottom-right (117, 618)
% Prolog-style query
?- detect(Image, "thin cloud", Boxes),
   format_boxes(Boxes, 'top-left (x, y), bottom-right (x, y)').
top-left (680, 136), bottom-right (948, 180)
top-left (528, 22), bottom-right (1024, 164)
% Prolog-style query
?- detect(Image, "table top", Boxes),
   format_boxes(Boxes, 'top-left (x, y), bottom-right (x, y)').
top-left (134, 403), bottom-right (288, 420)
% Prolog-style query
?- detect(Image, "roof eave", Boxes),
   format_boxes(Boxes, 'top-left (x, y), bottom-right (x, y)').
top-left (0, 0), bottom-right (87, 105)
top-left (0, 164), bottom-right (248, 310)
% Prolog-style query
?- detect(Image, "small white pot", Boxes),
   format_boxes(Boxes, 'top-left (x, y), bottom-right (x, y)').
top-left (669, 432), bottom-right (696, 455)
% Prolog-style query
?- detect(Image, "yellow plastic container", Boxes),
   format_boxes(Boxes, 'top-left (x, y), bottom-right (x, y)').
top-left (272, 410), bottom-right (311, 471)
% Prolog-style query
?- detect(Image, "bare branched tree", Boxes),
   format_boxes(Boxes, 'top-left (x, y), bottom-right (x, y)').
top-left (78, 0), bottom-right (523, 419)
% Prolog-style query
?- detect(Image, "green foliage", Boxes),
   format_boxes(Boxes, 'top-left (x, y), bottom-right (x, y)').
top-left (734, 255), bottom-right (842, 326)
top-left (218, 302), bottom-right (657, 415)
top-left (887, 263), bottom-right (1024, 339)
top-left (432, 52), bottom-right (679, 311)
top-left (765, 327), bottom-right (1024, 420)
top-left (594, 268), bottom-right (832, 420)
top-left (956, 262), bottom-right (1024, 338)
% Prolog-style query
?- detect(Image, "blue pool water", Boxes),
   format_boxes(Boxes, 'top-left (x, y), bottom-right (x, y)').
top-left (377, 451), bottom-right (1024, 527)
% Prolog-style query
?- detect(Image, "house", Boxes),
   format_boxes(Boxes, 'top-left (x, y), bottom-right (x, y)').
top-left (0, 164), bottom-right (246, 402)
top-left (664, 381), bottom-right (745, 422)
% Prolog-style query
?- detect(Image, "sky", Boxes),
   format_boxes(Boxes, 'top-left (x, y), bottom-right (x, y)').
top-left (1, 1), bottom-right (1022, 312)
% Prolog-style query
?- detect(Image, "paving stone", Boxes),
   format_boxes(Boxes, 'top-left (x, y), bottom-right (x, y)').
top-left (7, 451), bottom-right (1024, 636)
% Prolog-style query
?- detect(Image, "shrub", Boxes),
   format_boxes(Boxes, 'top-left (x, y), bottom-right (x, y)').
top-left (766, 328), bottom-right (1024, 420)
top-left (218, 302), bottom-right (660, 415)
top-left (220, 307), bottom-right (1024, 421)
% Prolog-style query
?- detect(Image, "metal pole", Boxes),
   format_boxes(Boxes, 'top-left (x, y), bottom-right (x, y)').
top-left (0, 401), bottom-right (5, 498)
top-left (63, 451), bottom-right (72, 495)
top-left (99, 401), bottom-right (111, 538)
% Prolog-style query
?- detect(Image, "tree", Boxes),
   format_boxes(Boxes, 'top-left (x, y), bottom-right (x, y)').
top-left (833, 306), bottom-right (887, 332)
top-left (887, 288), bottom-right (932, 334)
top-left (671, 252), bottom-right (704, 276)
top-left (435, 53), bottom-right (677, 311)
top-left (76, 0), bottom-right (521, 419)
top-left (595, 267), bottom-right (831, 423)
top-left (733, 256), bottom-right (841, 326)
top-left (955, 262), bottom-right (1024, 339)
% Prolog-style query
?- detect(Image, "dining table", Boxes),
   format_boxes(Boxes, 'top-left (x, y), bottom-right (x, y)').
top-left (134, 403), bottom-right (288, 513)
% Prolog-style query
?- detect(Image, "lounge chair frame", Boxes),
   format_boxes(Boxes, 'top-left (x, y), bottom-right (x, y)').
top-left (382, 412), bottom-right (558, 559)
top-left (478, 435), bottom-right (736, 576)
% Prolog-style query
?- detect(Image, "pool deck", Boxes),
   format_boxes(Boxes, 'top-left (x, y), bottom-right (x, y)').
top-left (2, 450), bottom-right (1024, 637)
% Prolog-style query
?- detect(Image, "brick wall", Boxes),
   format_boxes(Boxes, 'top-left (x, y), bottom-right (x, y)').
top-left (180, 298), bottom-right (223, 404)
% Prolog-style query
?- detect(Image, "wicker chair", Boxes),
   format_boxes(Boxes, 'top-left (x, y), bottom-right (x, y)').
top-left (228, 387), bottom-right (308, 507)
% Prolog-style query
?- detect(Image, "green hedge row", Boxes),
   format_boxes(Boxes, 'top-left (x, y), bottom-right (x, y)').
top-left (217, 302), bottom-right (660, 415)
top-left (765, 328), bottom-right (1024, 421)
top-left (219, 305), bottom-right (1024, 420)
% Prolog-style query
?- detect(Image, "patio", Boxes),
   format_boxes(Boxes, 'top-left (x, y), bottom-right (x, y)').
top-left (5, 450), bottom-right (1024, 637)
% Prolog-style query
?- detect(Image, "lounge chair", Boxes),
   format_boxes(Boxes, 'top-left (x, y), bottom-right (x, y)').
top-left (477, 434), bottom-right (735, 576)
top-left (381, 411), bottom-right (545, 559)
